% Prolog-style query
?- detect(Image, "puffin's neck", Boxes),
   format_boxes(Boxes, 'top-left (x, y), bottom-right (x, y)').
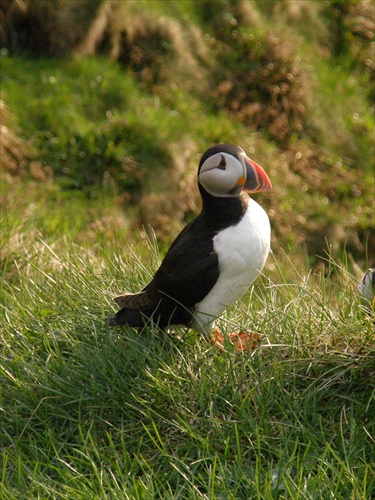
top-left (199, 185), bottom-right (249, 231)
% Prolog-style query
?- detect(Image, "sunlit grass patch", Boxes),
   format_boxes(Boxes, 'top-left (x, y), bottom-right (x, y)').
top-left (1, 232), bottom-right (374, 498)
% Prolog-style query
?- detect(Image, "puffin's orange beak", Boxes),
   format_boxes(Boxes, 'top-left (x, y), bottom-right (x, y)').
top-left (243, 156), bottom-right (272, 193)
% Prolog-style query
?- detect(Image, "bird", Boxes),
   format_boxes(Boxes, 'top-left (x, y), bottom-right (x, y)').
top-left (356, 268), bottom-right (375, 313)
top-left (106, 144), bottom-right (272, 350)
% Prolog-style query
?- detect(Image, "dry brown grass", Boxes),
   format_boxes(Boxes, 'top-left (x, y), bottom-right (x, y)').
top-left (0, 100), bottom-right (28, 175)
top-left (4, 0), bottom-right (101, 56)
top-left (75, 1), bottom-right (209, 94)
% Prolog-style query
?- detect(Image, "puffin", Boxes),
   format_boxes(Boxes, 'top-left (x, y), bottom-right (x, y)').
top-left (356, 268), bottom-right (375, 313)
top-left (107, 144), bottom-right (272, 350)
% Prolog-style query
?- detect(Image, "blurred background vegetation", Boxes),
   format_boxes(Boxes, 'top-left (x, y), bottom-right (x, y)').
top-left (1, 0), bottom-right (374, 274)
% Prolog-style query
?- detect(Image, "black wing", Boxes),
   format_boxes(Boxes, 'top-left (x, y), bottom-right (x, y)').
top-left (148, 216), bottom-right (219, 308)
top-left (108, 216), bottom-right (219, 327)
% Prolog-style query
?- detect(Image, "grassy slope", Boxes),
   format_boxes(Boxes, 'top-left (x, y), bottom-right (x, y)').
top-left (1, 234), bottom-right (374, 498)
top-left (1, 1), bottom-right (375, 498)
top-left (1, 51), bottom-right (373, 264)
top-left (1, 0), bottom-right (374, 261)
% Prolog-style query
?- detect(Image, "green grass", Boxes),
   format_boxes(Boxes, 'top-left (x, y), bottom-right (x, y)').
top-left (1, 226), bottom-right (374, 498)
top-left (2, 47), bottom-right (373, 264)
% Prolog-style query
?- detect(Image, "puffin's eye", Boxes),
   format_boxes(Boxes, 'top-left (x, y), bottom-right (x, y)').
top-left (217, 155), bottom-right (226, 170)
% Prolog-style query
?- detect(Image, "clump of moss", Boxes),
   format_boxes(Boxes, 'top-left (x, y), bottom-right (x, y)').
top-left (37, 116), bottom-right (172, 197)
top-left (323, 0), bottom-right (374, 101)
top-left (212, 29), bottom-right (309, 145)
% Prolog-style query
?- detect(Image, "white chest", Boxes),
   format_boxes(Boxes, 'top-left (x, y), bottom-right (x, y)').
top-left (193, 199), bottom-right (270, 334)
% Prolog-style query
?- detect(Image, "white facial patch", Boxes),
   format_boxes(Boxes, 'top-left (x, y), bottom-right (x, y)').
top-left (198, 153), bottom-right (245, 197)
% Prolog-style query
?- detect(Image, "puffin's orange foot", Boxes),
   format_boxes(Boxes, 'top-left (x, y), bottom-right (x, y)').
top-left (211, 329), bottom-right (262, 352)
